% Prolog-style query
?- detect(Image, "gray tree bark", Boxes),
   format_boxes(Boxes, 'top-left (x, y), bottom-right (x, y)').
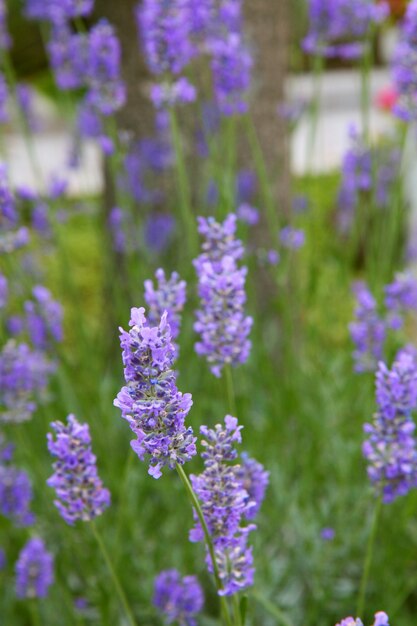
top-left (244, 0), bottom-right (291, 212)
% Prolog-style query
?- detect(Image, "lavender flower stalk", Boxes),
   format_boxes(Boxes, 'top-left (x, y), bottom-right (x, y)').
top-left (153, 569), bottom-right (204, 626)
top-left (194, 215), bottom-right (252, 377)
top-left (114, 308), bottom-right (196, 478)
top-left (0, 437), bottom-right (35, 527)
top-left (15, 538), bottom-right (54, 599)
top-left (190, 416), bottom-right (266, 596)
top-left (144, 268), bottom-right (186, 355)
top-left (47, 414), bottom-right (111, 524)
top-left (0, 341), bottom-right (54, 423)
top-left (349, 282), bottom-right (385, 373)
top-left (363, 354), bottom-right (417, 503)
top-left (392, 0), bottom-right (417, 121)
top-left (24, 285), bottom-right (63, 351)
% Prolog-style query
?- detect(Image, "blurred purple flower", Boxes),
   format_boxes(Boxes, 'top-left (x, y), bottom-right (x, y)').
top-left (15, 538), bottom-right (54, 599)
top-left (47, 414), bottom-right (111, 524)
top-left (154, 570), bottom-right (204, 626)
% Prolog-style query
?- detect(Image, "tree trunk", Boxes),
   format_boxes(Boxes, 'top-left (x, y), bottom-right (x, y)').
top-left (244, 0), bottom-right (291, 212)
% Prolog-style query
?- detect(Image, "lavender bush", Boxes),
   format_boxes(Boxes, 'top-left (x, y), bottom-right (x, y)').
top-left (0, 0), bottom-right (415, 625)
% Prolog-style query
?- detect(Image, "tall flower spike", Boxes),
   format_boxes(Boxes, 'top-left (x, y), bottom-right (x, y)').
top-left (235, 452), bottom-right (269, 520)
top-left (144, 268), bottom-right (186, 355)
top-left (363, 354), bottom-right (417, 503)
top-left (153, 569), bottom-right (204, 626)
top-left (190, 416), bottom-right (258, 596)
top-left (47, 414), bottom-right (111, 525)
top-left (15, 538), bottom-right (54, 599)
top-left (114, 307), bottom-right (196, 479)
top-left (194, 215), bottom-right (252, 377)
top-left (349, 282), bottom-right (385, 373)
top-left (0, 340), bottom-right (54, 423)
top-left (393, 0), bottom-right (417, 121)
top-left (24, 285), bottom-right (63, 351)
top-left (384, 273), bottom-right (417, 330)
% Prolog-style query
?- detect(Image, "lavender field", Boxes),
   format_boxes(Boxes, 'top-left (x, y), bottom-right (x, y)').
top-left (1, 1), bottom-right (417, 625)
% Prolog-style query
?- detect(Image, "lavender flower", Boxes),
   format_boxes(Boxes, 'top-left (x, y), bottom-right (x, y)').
top-left (235, 169), bottom-right (257, 204)
top-left (150, 78), bottom-right (196, 109)
top-left (85, 20), bottom-right (126, 116)
top-left (194, 215), bottom-right (252, 377)
top-left (144, 269), bottom-right (186, 351)
top-left (16, 84), bottom-right (38, 132)
top-left (0, 272), bottom-right (7, 308)
top-left (349, 282), bottom-right (385, 373)
top-left (303, 0), bottom-right (388, 59)
top-left (0, 72), bottom-right (8, 123)
top-left (0, 441), bottom-right (35, 527)
top-left (136, 0), bottom-right (195, 76)
top-left (145, 214), bottom-right (175, 254)
top-left (153, 570), bottom-right (204, 626)
top-left (0, 0), bottom-right (11, 50)
top-left (210, 33), bottom-right (252, 115)
top-left (25, 0), bottom-right (94, 21)
top-left (234, 453), bottom-right (269, 520)
top-left (336, 613), bottom-right (389, 626)
top-left (393, 1), bottom-right (417, 121)
top-left (48, 24), bottom-right (89, 91)
top-left (0, 341), bottom-right (53, 423)
top-left (320, 527), bottom-right (335, 541)
top-left (0, 547), bottom-right (5, 570)
top-left (237, 203), bottom-right (259, 226)
top-left (385, 273), bottom-right (417, 330)
top-left (363, 354), bottom-right (417, 503)
top-left (279, 226), bottom-right (305, 250)
top-left (15, 538), bottom-right (54, 599)
top-left (190, 416), bottom-right (256, 596)
top-left (24, 286), bottom-right (63, 350)
top-left (47, 414), bottom-right (111, 524)
top-left (114, 308), bottom-right (196, 479)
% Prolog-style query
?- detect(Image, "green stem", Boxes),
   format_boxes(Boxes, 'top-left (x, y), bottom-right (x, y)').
top-left (307, 54), bottom-right (324, 174)
top-left (244, 115), bottom-right (278, 235)
top-left (360, 31), bottom-right (374, 144)
top-left (91, 522), bottom-right (137, 626)
top-left (232, 594), bottom-right (242, 626)
top-left (169, 109), bottom-right (198, 258)
top-left (29, 600), bottom-right (42, 626)
top-left (356, 497), bottom-right (382, 617)
top-left (175, 464), bottom-right (232, 626)
top-left (224, 364), bottom-right (237, 416)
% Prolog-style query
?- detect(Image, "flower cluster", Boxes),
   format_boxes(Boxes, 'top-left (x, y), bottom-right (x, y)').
top-left (25, 0), bottom-right (94, 22)
top-left (303, 0), bottom-right (388, 59)
top-left (235, 452), bottom-right (270, 520)
top-left (279, 226), bottom-right (305, 250)
top-left (136, 0), bottom-right (252, 113)
top-left (0, 166), bottom-right (29, 255)
top-left (47, 414), bottom-right (111, 524)
top-left (392, 0), bottom-right (417, 121)
top-left (114, 308), bottom-right (196, 478)
top-left (15, 538), bottom-right (54, 599)
top-left (144, 268), bottom-right (186, 354)
top-left (47, 17), bottom-right (125, 131)
top-left (338, 129), bottom-right (400, 232)
top-left (0, 340), bottom-right (54, 423)
top-left (190, 416), bottom-right (267, 596)
top-left (385, 273), bottom-right (417, 330)
top-left (153, 569), bottom-right (204, 626)
top-left (349, 283), bottom-right (386, 373)
top-left (363, 353), bottom-right (417, 503)
top-left (194, 214), bottom-right (252, 377)
top-left (336, 612), bottom-right (389, 626)
top-left (24, 285), bottom-right (63, 351)
top-left (0, 435), bottom-right (35, 527)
